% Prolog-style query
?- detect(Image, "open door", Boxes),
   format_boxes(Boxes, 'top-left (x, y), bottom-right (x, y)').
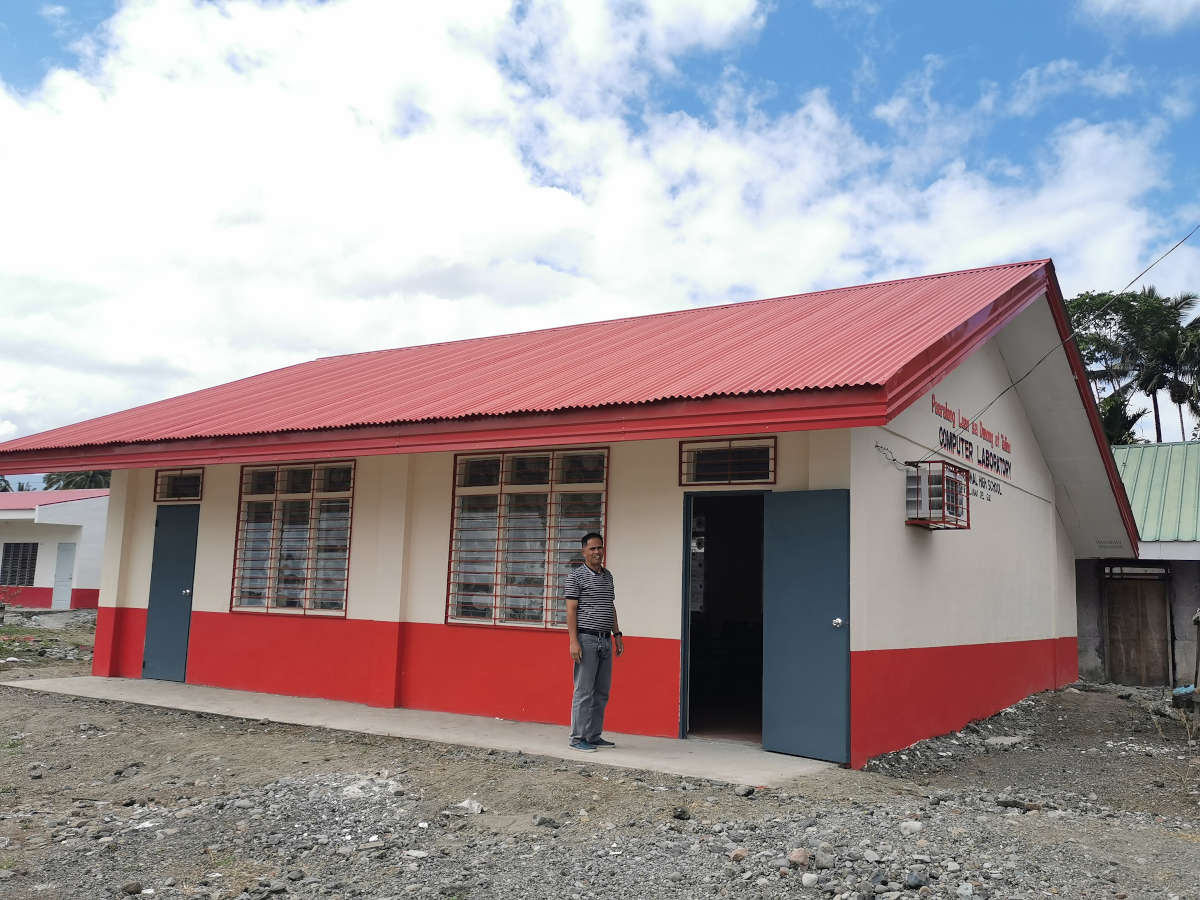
top-left (762, 490), bottom-right (849, 762)
top-left (143, 505), bottom-right (200, 682)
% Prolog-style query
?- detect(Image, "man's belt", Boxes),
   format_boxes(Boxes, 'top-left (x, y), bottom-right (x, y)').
top-left (577, 627), bottom-right (611, 638)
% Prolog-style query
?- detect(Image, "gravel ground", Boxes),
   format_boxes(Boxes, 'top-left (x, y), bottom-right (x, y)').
top-left (1, 620), bottom-right (1198, 899)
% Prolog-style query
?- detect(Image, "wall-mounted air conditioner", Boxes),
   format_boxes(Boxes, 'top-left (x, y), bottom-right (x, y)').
top-left (905, 460), bottom-right (970, 529)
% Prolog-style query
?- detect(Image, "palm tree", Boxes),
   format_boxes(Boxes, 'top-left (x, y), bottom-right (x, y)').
top-left (1109, 287), bottom-right (1198, 443)
top-left (0, 476), bottom-right (10, 492)
top-left (42, 471), bottom-right (111, 490)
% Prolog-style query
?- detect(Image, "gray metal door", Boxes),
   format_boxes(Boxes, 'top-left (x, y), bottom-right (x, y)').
top-left (143, 505), bottom-right (200, 681)
top-left (762, 490), bottom-right (850, 762)
top-left (52, 542), bottom-right (76, 610)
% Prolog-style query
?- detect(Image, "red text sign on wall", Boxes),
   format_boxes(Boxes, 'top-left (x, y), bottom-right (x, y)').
top-left (931, 394), bottom-right (1014, 482)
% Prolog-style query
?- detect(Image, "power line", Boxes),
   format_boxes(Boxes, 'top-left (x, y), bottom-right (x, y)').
top-left (914, 224), bottom-right (1199, 466)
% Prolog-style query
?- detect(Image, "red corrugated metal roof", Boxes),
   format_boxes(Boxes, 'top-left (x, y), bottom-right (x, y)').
top-left (0, 489), bottom-right (109, 510)
top-left (0, 260), bottom-right (1049, 453)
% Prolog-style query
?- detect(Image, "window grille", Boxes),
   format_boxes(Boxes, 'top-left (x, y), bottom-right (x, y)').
top-left (904, 460), bottom-right (970, 529)
top-left (155, 468), bottom-right (204, 501)
top-left (0, 542), bottom-right (38, 586)
top-left (680, 437), bottom-right (776, 485)
top-left (231, 461), bottom-right (355, 615)
top-left (447, 448), bottom-right (608, 628)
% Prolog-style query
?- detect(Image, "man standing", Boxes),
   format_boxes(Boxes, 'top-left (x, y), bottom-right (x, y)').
top-left (565, 532), bottom-right (623, 751)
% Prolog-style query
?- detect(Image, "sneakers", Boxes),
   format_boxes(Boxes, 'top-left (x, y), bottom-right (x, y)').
top-left (569, 740), bottom-right (597, 752)
top-left (589, 737), bottom-right (615, 748)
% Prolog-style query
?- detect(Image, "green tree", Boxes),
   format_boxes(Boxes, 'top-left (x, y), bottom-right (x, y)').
top-left (0, 477), bottom-right (36, 491)
top-left (42, 471), bottom-right (111, 490)
top-left (1067, 286), bottom-right (1200, 443)
top-left (1097, 388), bottom-right (1148, 445)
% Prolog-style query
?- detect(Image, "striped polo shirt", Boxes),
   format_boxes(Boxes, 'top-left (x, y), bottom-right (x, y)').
top-left (564, 564), bottom-right (616, 632)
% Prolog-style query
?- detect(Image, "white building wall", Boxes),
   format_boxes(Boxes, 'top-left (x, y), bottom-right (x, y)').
top-left (849, 338), bottom-right (1070, 652)
top-left (0, 520), bottom-right (81, 588)
top-left (36, 495), bottom-right (109, 589)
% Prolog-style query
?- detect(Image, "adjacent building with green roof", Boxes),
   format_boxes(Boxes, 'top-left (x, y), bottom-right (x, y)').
top-left (1077, 442), bottom-right (1200, 686)
top-left (1113, 442), bottom-right (1200, 551)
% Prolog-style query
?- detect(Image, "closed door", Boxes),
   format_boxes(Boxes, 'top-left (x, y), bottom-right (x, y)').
top-left (1104, 578), bottom-right (1169, 686)
top-left (762, 490), bottom-right (850, 763)
top-left (143, 505), bottom-right (200, 681)
top-left (52, 542), bottom-right (76, 610)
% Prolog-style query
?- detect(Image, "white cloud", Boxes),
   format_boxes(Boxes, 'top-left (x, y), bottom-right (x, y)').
top-left (811, 0), bottom-right (882, 14)
top-left (870, 55), bottom-right (997, 178)
top-left (38, 4), bottom-right (68, 25)
top-left (0, 0), bottom-right (1192, 442)
top-left (1008, 59), bottom-right (1138, 116)
top-left (1161, 77), bottom-right (1197, 120)
top-left (1078, 0), bottom-right (1200, 31)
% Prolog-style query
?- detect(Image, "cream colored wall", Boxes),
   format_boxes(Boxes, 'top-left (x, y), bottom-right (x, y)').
top-left (98, 429), bottom-right (854, 632)
top-left (849, 339), bottom-right (1069, 651)
top-left (98, 470), bottom-right (129, 608)
top-left (397, 432), bottom-right (850, 639)
top-left (108, 459), bottom-right (417, 621)
top-left (402, 452), bottom-right (455, 623)
top-left (99, 468), bottom-right (157, 610)
top-left (346, 454), bottom-right (411, 622)
top-left (190, 465), bottom-right (238, 614)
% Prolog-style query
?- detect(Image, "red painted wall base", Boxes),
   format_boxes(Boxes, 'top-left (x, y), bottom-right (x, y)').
top-left (186, 611), bottom-right (402, 707)
top-left (92, 606), bottom-right (146, 677)
top-left (70, 588), bottom-right (100, 609)
top-left (0, 586), bottom-right (52, 608)
top-left (397, 623), bottom-right (680, 737)
top-left (88, 609), bottom-right (682, 738)
top-left (0, 587), bottom-right (100, 610)
top-left (849, 636), bottom-right (1077, 768)
top-left (88, 604), bottom-right (1080, 771)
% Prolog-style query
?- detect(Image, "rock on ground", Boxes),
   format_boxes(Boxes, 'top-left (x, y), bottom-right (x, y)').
top-left (0, 680), bottom-right (1196, 899)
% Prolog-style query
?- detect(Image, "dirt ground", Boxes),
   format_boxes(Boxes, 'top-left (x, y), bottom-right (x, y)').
top-left (865, 684), bottom-right (1200, 823)
top-left (1, 613), bottom-right (1198, 899)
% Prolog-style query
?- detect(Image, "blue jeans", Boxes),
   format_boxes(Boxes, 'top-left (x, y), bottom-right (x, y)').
top-left (570, 633), bottom-right (612, 743)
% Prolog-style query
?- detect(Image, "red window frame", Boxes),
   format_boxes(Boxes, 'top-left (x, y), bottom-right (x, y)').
top-left (445, 447), bottom-right (610, 629)
top-left (229, 459), bottom-right (356, 617)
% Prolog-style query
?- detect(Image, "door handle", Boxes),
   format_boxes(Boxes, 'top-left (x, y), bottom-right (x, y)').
top-left (831, 617), bottom-right (843, 628)
top-left (181, 588), bottom-right (192, 597)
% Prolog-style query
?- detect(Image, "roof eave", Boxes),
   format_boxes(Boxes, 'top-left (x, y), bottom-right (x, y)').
top-left (0, 386), bottom-right (891, 474)
top-left (1041, 262), bottom-right (1139, 556)
top-left (876, 259), bottom-right (1137, 556)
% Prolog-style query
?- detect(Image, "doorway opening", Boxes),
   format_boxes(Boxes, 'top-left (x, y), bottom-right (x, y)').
top-left (685, 493), bottom-right (764, 740)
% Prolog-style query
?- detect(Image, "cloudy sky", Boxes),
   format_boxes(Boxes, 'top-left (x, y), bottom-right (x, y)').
top-left (1, 0), bottom-right (1198, 450)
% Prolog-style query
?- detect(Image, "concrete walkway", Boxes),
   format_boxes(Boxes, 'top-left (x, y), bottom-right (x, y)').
top-left (3, 676), bottom-right (834, 787)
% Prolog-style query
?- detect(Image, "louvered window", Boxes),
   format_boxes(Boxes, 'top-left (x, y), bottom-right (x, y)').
top-left (0, 543), bottom-right (37, 586)
top-left (231, 461), bottom-right (355, 614)
top-left (447, 449), bottom-right (608, 627)
top-left (680, 437), bottom-right (776, 485)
